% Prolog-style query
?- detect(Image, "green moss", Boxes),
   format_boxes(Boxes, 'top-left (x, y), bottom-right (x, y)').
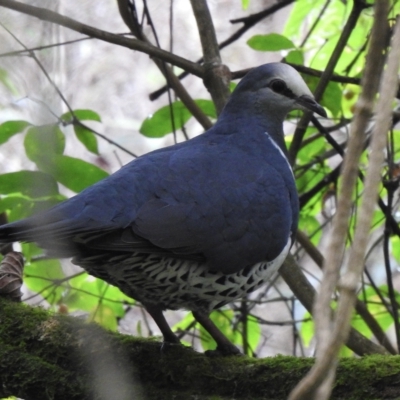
top-left (2, 298), bottom-right (400, 399)
top-left (334, 355), bottom-right (400, 399)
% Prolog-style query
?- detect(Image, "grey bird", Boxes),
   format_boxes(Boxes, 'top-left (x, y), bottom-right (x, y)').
top-left (0, 63), bottom-right (326, 355)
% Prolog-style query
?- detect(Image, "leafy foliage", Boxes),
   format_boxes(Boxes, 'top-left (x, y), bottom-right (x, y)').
top-left (61, 109), bottom-right (101, 154)
top-left (0, 120), bottom-right (30, 144)
top-left (247, 33), bottom-right (295, 52)
top-left (140, 100), bottom-right (216, 137)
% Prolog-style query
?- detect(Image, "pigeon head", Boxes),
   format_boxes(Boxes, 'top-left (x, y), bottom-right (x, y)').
top-left (224, 63), bottom-right (327, 120)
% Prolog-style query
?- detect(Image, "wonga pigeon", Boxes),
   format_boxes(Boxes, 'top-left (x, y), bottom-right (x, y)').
top-left (0, 63), bottom-right (326, 355)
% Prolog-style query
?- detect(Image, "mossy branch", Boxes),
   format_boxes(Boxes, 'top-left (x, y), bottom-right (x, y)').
top-left (1, 297), bottom-right (400, 400)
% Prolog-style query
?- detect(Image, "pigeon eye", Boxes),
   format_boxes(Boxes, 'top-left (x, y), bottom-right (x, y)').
top-left (269, 79), bottom-right (287, 93)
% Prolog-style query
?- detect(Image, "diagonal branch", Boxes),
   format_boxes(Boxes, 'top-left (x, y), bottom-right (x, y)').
top-left (0, 0), bottom-right (203, 78)
top-left (288, 0), bottom-right (371, 164)
top-left (289, 2), bottom-right (392, 398)
top-left (296, 230), bottom-right (397, 355)
top-left (279, 255), bottom-right (388, 356)
top-left (189, 0), bottom-right (230, 114)
top-left (149, 0), bottom-right (295, 101)
top-left (116, 0), bottom-right (212, 130)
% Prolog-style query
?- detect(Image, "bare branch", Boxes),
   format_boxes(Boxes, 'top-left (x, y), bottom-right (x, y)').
top-left (0, 0), bottom-right (204, 78)
top-left (289, 1), bottom-right (391, 398)
top-left (332, 2), bottom-right (400, 385)
top-left (190, 0), bottom-right (230, 114)
top-left (0, 36), bottom-right (93, 57)
top-left (115, 0), bottom-right (212, 130)
top-left (149, 0), bottom-right (295, 101)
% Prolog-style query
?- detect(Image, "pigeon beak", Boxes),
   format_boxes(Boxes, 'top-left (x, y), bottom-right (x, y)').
top-left (296, 95), bottom-right (327, 118)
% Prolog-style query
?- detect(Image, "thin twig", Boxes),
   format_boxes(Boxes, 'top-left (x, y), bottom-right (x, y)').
top-left (312, 116), bottom-right (400, 237)
top-left (0, 0), bottom-right (204, 78)
top-left (383, 179), bottom-right (400, 348)
top-left (141, 0), bottom-right (178, 143)
top-left (73, 121), bottom-right (138, 158)
top-left (0, 22), bottom-right (72, 113)
top-left (296, 230), bottom-right (397, 355)
top-left (288, 0), bottom-right (371, 164)
top-left (116, 0), bottom-right (212, 130)
top-left (0, 36), bottom-right (93, 58)
top-left (299, 0), bottom-right (331, 48)
top-left (148, 0), bottom-right (295, 101)
top-left (279, 255), bottom-right (388, 356)
top-left (1, 22), bottom-right (138, 158)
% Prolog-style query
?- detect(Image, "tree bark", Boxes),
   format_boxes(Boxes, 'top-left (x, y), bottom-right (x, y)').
top-left (1, 297), bottom-right (400, 400)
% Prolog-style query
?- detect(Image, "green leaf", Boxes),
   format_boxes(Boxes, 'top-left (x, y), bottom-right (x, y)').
top-left (196, 99), bottom-right (217, 119)
top-left (247, 34), bottom-right (295, 52)
top-left (24, 125), bottom-right (65, 163)
top-left (297, 131), bottom-right (325, 163)
top-left (242, 0), bottom-right (249, 10)
top-left (6, 199), bottom-right (33, 222)
top-left (0, 67), bottom-right (18, 95)
top-left (74, 124), bottom-right (99, 155)
top-left (392, 236), bottom-right (400, 265)
top-left (0, 120), bottom-right (30, 145)
top-left (90, 303), bottom-right (118, 330)
top-left (243, 315), bottom-right (261, 353)
top-left (321, 81), bottom-right (343, 117)
top-left (199, 310), bottom-right (240, 351)
top-left (38, 155), bottom-right (108, 193)
top-left (64, 273), bottom-right (131, 330)
top-left (339, 345), bottom-right (353, 357)
top-left (306, 2), bottom-right (348, 53)
top-left (285, 50), bottom-right (304, 65)
top-left (299, 311), bottom-right (314, 346)
top-left (0, 195), bottom-right (64, 222)
top-left (298, 214), bottom-right (322, 245)
top-left (24, 259), bottom-right (65, 305)
top-left (353, 285), bottom-right (396, 340)
top-left (21, 242), bottom-right (43, 262)
top-left (0, 171), bottom-right (59, 198)
top-left (61, 109), bottom-right (101, 123)
top-left (310, 35), bottom-right (338, 71)
top-left (172, 312), bottom-right (196, 331)
top-left (140, 100), bottom-right (216, 138)
top-left (0, 196), bottom-right (29, 215)
top-left (296, 164), bottom-right (330, 196)
top-left (197, 310), bottom-right (261, 353)
top-left (283, 0), bottom-right (325, 40)
top-left (64, 274), bottom-right (105, 312)
top-left (371, 210), bottom-right (385, 230)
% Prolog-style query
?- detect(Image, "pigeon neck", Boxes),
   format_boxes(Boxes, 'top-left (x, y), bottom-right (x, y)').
top-left (217, 108), bottom-right (288, 152)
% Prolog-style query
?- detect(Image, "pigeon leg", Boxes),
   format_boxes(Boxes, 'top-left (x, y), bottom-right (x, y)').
top-left (145, 304), bottom-right (180, 344)
top-left (192, 311), bottom-right (241, 355)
